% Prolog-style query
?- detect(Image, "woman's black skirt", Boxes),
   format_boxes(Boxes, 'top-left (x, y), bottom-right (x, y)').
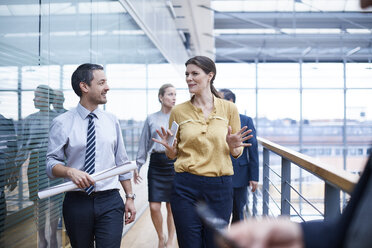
top-left (148, 153), bottom-right (175, 202)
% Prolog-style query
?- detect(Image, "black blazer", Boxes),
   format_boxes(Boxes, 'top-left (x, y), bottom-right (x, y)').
top-left (301, 154), bottom-right (372, 248)
top-left (230, 114), bottom-right (259, 188)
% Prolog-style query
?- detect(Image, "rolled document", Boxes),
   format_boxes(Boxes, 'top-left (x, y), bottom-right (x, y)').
top-left (38, 161), bottom-right (137, 199)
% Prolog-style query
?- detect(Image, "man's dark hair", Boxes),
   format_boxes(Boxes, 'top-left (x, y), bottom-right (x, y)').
top-left (71, 63), bottom-right (104, 97)
top-left (220, 88), bottom-right (236, 103)
top-left (35, 84), bottom-right (55, 101)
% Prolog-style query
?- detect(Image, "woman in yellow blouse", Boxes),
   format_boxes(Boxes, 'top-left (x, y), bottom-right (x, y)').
top-left (154, 56), bottom-right (252, 248)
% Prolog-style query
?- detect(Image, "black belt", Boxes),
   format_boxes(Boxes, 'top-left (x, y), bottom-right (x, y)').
top-left (68, 189), bottom-right (119, 197)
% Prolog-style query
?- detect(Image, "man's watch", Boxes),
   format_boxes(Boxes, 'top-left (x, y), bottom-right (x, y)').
top-left (125, 193), bottom-right (136, 200)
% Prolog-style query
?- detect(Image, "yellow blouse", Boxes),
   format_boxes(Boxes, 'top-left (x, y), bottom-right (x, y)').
top-left (169, 96), bottom-right (242, 177)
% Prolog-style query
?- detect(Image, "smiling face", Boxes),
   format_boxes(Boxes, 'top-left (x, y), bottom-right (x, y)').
top-left (82, 69), bottom-right (109, 106)
top-left (185, 64), bottom-right (214, 95)
top-left (160, 86), bottom-right (176, 109)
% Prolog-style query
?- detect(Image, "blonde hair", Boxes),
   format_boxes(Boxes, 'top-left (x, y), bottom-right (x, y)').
top-left (158, 83), bottom-right (174, 103)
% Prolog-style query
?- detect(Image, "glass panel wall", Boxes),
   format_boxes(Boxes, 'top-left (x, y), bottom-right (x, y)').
top-left (215, 61), bottom-right (372, 219)
top-left (216, 63), bottom-right (256, 117)
top-left (0, 0), bottom-right (183, 247)
top-left (215, 61), bottom-right (372, 173)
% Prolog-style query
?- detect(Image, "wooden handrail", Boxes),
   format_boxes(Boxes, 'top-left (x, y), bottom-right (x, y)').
top-left (258, 137), bottom-right (359, 194)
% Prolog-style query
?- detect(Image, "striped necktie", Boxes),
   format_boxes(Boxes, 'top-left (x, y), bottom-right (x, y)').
top-left (84, 112), bottom-right (96, 194)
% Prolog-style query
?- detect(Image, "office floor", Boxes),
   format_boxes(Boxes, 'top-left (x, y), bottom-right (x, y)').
top-left (121, 206), bottom-right (178, 248)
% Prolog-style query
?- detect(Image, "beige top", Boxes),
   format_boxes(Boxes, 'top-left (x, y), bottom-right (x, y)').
top-left (169, 96), bottom-right (242, 177)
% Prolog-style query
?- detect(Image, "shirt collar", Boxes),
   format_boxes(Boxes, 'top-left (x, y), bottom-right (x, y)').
top-left (77, 103), bottom-right (101, 120)
top-left (211, 95), bottom-right (219, 114)
top-left (188, 94), bottom-right (219, 114)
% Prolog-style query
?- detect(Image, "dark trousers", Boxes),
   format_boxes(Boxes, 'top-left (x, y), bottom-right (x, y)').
top-left (231, 186), bottom-right (248, 223)
top-left (63, 189), bottom-right (124, 248)
top-left (171, 172), bottom-right (233, 248)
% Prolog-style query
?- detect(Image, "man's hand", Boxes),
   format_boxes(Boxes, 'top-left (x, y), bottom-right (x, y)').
top-left (121, 179), bottom-right (136, 224)
top-left (66, 167), bottom-right (95, 189)
top-left (249, 181), bottom-right (258, 192)
top-left (124, 198), bottom-right (136, 224)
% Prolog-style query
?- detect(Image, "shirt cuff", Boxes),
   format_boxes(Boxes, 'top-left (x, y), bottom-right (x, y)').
top-left (46, 160), bottom-right (65, 179)
top-left (119, 171), bottom-right (133, 181)
top-left (231, 147), bottom-right (243, 159)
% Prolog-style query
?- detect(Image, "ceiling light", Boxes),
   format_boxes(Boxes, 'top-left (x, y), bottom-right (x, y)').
top-left (346, 47), bottom-right (361, 56)
top-left (166, 1), bottom-right (176, 19)
top-left (302, 47), bottom-right (312, 56)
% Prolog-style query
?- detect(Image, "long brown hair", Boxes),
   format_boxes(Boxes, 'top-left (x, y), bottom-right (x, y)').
top-left (185, 56), bottom-right (220, 98)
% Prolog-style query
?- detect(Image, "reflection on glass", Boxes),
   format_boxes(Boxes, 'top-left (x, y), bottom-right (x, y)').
top-left (17, 85), bottom-right (62, 248)
top-left (51, 90), bottom-right (67, 114)
top-left (0, 114), bottom-right (17, 243)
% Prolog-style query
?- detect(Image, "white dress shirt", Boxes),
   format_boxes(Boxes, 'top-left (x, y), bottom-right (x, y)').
top-left (46, 103), bottom-right (132, 192)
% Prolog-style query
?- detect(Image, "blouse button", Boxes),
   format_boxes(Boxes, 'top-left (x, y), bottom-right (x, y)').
top-left (201, 126), bottom-right (207, 134)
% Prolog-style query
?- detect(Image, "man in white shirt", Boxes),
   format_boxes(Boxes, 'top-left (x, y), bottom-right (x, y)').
top-left (46, 63), bottom-right (136, 248)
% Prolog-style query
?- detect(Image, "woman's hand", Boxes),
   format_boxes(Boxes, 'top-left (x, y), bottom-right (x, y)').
top-left (133, 169), bottom-right (142, 184)
top-left (226, 126), bottom-right (253, 157)
top-left (152, 126), bottom-right (178, 159)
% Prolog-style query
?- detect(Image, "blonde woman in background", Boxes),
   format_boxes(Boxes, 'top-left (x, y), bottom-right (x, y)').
top-left (135, 84), bottom-right (177, 248)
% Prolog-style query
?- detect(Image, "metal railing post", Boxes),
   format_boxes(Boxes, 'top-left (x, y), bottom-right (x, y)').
top-left (263, 148), bottom-right (269, 216)
top-left (281, 158), bottom-right (291, 216)
top-left (324, 183), bottom-right (340, 220)
top-left (252, 190), bottom-right (257, 217)
top-left (245, 190), bottom-right (251, 218)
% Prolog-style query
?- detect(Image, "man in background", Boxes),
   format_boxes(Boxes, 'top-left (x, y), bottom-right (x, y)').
top-left (17, 84), bottom-right (60, 248)
top-left (51, 89), bottom-right (67, 114)
top-left (219, 89), bottom-right (259, 222)
top-left (0, 114), bottom-right (17, 246)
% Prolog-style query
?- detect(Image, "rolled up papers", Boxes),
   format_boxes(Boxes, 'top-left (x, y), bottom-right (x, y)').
top-left (38, 161), bottom-right (137, 199)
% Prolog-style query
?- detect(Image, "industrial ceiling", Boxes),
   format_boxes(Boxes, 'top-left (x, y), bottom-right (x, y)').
top-left (0, 0), bottom-right (371, 66)
top-left (174, 0), bottom-right (372, 63)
